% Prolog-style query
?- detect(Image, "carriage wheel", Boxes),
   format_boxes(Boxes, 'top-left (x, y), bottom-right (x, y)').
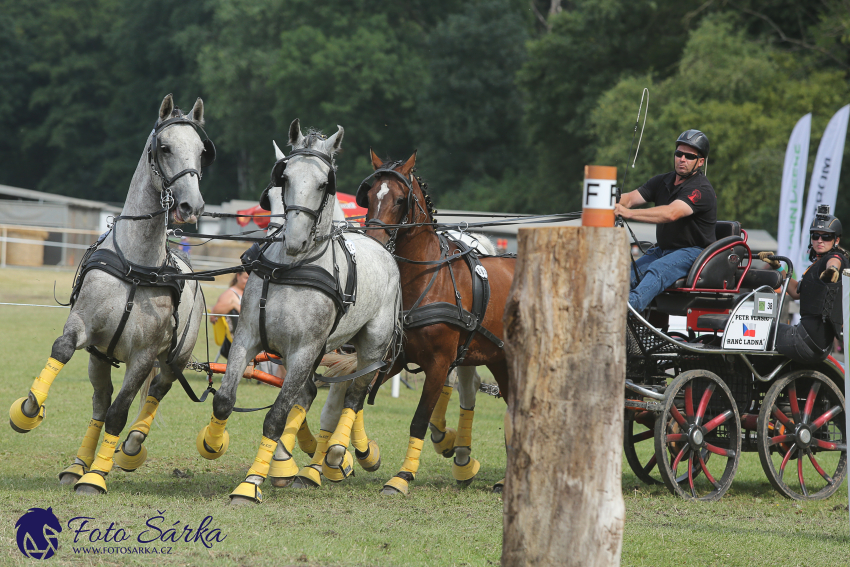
top-left (756, 370), bottom-right (847, 500)
top-left (654, 370), bottom-right (741, 501)
top-left (624, 412), bottom-right (662, 485)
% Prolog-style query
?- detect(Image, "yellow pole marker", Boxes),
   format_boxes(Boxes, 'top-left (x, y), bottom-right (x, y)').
top-left (280, 405), bottom-right (307, 454)
top-left (351, 410), bottom-right (370, 453)
top-left (581, 165), bottom-right (618, 227)
top-left (31, 358), bottom-right (65, 406)
top-left (128, 396), bottom-right (159, 437)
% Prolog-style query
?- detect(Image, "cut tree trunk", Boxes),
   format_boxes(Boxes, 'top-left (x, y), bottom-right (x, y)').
top-left (502, 226), bottom-right (628, 567)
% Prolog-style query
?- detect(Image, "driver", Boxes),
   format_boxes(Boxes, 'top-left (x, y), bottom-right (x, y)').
top-left (760, 209), bottom-right (848, 362)
top-left (614, 129), bottom-right (717, 312)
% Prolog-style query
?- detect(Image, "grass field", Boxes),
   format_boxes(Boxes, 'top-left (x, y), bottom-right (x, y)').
top-left (1, 266), bottom-right (850, 566)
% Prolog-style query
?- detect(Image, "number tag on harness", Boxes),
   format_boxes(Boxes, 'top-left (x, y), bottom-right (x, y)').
top-left (475, 265), bottom-right (488, 280)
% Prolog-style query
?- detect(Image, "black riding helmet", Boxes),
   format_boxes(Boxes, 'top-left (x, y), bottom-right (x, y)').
top-left (810, 208), bottom-right (842, 238)
top-left (676, 129), bottom-right (710, 158)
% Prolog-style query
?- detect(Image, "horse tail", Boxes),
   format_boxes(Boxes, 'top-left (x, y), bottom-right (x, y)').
top-left (321, 352), bottom-right (359, 378)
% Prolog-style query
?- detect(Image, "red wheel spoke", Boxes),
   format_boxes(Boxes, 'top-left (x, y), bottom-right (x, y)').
top-left (671, 445), bottom-right (689, 472)
top-left (811, 405), bottom-right (843, 431)
top-left (787, 385), bottom-right (802, 423)
top-left (632, 430), bottom-right (654, 443)
top-left (665, 433), bottom-right (686, 443)
top-left (771, 405), bottom-right (793, 427)
top-left (806, 450), bottom-right (834, 484)
top-left (768, 434), bottom-right (795, 447)
top-left (684, 384), bottom-right (695, 418)
top-left (703, 410), bottom-right (734, 433)
top-left (797, 457), bottom-right (808, 498)
top-left (813, 438), bottom-right (846, 451)
top-left (704, 443), bottom-right (736, 458)
top-left (698, 452), bottom-right (719, 488)
top-left (670, 405), bottom-right (687, 427)
top-left (643, 454), bottom-right (658, 475)
top-left (695, 383), bottom-right (716, 425)
top-left (778, 443), bottom-right (797, 481)
top-left (802, 381), bottom-right (821, 424)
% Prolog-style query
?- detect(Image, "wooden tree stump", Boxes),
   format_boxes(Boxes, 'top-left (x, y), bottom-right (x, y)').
top-left (501, 226), bottom-right (628, 567)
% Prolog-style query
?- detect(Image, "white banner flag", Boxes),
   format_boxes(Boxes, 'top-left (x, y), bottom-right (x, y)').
top-left (797, 104), bottom-right (850, 275)
top-left (779, 114), bottom-right (811, 272)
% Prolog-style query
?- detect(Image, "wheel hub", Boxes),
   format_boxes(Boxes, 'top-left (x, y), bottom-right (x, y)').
top-left (688, 425), bottom-right (705, 449)
top-left (795, 424), bottom-right (813, 448)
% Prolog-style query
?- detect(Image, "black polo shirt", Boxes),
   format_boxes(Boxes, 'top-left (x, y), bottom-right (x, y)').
top-left (636, 171), bottom-right (717, 250)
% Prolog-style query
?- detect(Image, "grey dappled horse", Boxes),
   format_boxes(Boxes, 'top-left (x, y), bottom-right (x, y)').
top-left (8, 94), bottom-right (209, 495)
top-left (197, 120), bottom-right (402, 504)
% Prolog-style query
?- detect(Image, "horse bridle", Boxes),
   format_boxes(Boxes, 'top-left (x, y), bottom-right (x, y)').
top-left (147, 112), bottom-right (216, 190)
top-left (356, 162), bottom-right (429, 252)
top-left (260, 148), bottom-right (338, 242)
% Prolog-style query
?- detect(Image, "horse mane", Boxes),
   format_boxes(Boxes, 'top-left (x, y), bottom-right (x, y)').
top-left (413, 173), bottom-right (437, 225)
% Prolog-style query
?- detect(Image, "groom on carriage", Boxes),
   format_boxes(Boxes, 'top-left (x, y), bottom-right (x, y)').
top-left (613, 129), bottom-right (717, 312)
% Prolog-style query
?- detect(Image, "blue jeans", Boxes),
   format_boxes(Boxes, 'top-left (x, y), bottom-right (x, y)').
top-left (629, 246), bottom-right (703, 312)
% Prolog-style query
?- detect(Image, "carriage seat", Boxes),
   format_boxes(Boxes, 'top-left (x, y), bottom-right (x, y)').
top-left (695, 313), bottom-right (730, 332)
top-left (668, 221), bottom-right (746, 290)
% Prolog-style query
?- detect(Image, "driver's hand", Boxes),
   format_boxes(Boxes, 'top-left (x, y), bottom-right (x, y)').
top-left (757, 251), bottom-right (781, 270)
top-left (820, 266), bottom-right (840, 283)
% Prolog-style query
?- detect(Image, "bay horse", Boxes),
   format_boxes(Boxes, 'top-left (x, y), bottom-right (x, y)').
top-left (8, 94), bottom-right (211, 495)
top-left (196, 120), bottom-right (402, 504)
top-left (356, 150), bottom-right (515, 495)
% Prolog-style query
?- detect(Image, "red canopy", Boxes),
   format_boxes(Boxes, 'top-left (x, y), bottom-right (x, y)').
top-left (236, 192), bottom-right (367, 229)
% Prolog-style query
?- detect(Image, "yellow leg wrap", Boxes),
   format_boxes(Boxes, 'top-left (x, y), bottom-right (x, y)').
top-left (297, 419), bottom-right (317, 456)
top-left (30, 358), bottom-right (64, 406)
top-left (280, 405), bottom-right (307, 454)
top-left (452, 457), bottom-right (481, 483)
top-left (429, 385), bottom-right (453, 432)
top-left (246, 436), bottom-right (276, 479)
top-left (128, 396), bottom-right (158, 437)
top-left (9, 397), bottom-right (46, 432)
top-left (328, 408), bottom-right (356, 450)
top-left (431, 427), bottom-right (456, 458)
top-left (356, 439), bottom-right (382, 472)
top-left (295, 429), bottom-right (331, 486)
top-left (400, 436), bottom-right (424, 477)
top-left (456, 408), bottom-right (474, 448)
top-left (90, 434), bottom-right (119, 473)
top-left (351, 410), bottom-right (369, 453)
top-left (78, 419), bottom-right (105, 467)
top-left (230, 481), bottom-right (263, 503)
top-left (197, 415), bottom-right (230, 459)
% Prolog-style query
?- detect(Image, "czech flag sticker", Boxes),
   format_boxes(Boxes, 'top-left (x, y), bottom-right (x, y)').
top-left (743, 324), bottom-right (756, 337)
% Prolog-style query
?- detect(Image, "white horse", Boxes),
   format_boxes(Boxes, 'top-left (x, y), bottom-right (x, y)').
top-left (197, 119), bottom-right (402, 504)
top-left (9, 94), bottom-right (210, 495)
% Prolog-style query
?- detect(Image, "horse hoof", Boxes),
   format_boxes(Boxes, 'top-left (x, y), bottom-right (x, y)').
top-left (380, 485), bottom-right (405, 496)
top-left (457, 477), bottom-right (474, 488)
top-left (269, 455), bottom-right (299, 481)
top-left (196, 426), bottom-right (229, 460)
top-left (58, 463), bottom-right (87, 485)
top-left (290, 475), bottom-right (320, 489)
top-left (355, 440), bottom-right (381, 472)
top-left (381, 475), bottom-right (410, 496)
top-left (452, 457), bottom-right (480, 486)
top-left (75, 472), bottom-right (107, 495)
top-left (229, 495), bottom-right (256, 506)
top-left (229, 481), bottom-right (262, 504)
top-left (114, 442), bottom-right (147, 472)
top-left (269, 476), bottom-right (294, 488)
top-left (492, 479), bottom-right (505, 494)
top-left (9, 398), bottom-right (45, 433)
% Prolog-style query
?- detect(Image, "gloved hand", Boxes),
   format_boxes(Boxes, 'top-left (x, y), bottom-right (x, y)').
top-left (757, 251), bottom-right (781, 269)
top-left (820, 265), bottom-right (840, 283)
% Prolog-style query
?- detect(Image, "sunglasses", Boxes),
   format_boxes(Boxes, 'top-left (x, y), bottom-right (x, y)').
top-left (674, 150), bottom-right (700, 160)
top-left (811, 233), bottom-right (835, 242)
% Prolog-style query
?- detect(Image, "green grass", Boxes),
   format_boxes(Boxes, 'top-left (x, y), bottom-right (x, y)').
top-left (1, 266), bottom-right (850, 566)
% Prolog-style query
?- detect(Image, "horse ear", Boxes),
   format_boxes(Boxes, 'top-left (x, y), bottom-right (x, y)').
top-left (159, 93), bottom-right (174, 122)
top-left (324, 125), bottom-right (344, 154)
top-left (190, 97), bottom-right (205, 126)
top-left (273, 140), bottom-right (285, 161)
top-left (370, 148), bottom-right (382, 171)
top-left (400, 150), bottom-right (417, 177)
top-left (288, 118), bottom-right (304, 147)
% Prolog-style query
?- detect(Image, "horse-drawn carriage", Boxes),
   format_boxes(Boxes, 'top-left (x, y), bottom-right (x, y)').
top-left (624, 221), bottom-right (847, 501)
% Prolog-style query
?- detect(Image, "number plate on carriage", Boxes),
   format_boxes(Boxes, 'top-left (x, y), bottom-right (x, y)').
top-left (721, 290), bottom-right (778, 351)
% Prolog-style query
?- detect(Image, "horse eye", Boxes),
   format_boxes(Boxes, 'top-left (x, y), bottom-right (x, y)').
top-left (319, 182), bottom-right (328, 190)
top-left (396, 196), bottom-right (405, 205)
top-left (161, 145), bottom-right (171, 154)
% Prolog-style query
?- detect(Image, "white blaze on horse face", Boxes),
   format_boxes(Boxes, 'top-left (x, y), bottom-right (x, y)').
top-left (375, 182), bottom-right (390, 217)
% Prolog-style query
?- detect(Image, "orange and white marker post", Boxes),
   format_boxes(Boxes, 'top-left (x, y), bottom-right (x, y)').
top-left (581, 165), bottom-right (618, 227)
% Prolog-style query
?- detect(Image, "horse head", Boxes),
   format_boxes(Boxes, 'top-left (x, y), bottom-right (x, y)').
top-left (357, 150), bottom-right (427, 247)
top-left (276, 118), bottom-right (343, 256)
top-left (148, 94), bottom-right (212, 224)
